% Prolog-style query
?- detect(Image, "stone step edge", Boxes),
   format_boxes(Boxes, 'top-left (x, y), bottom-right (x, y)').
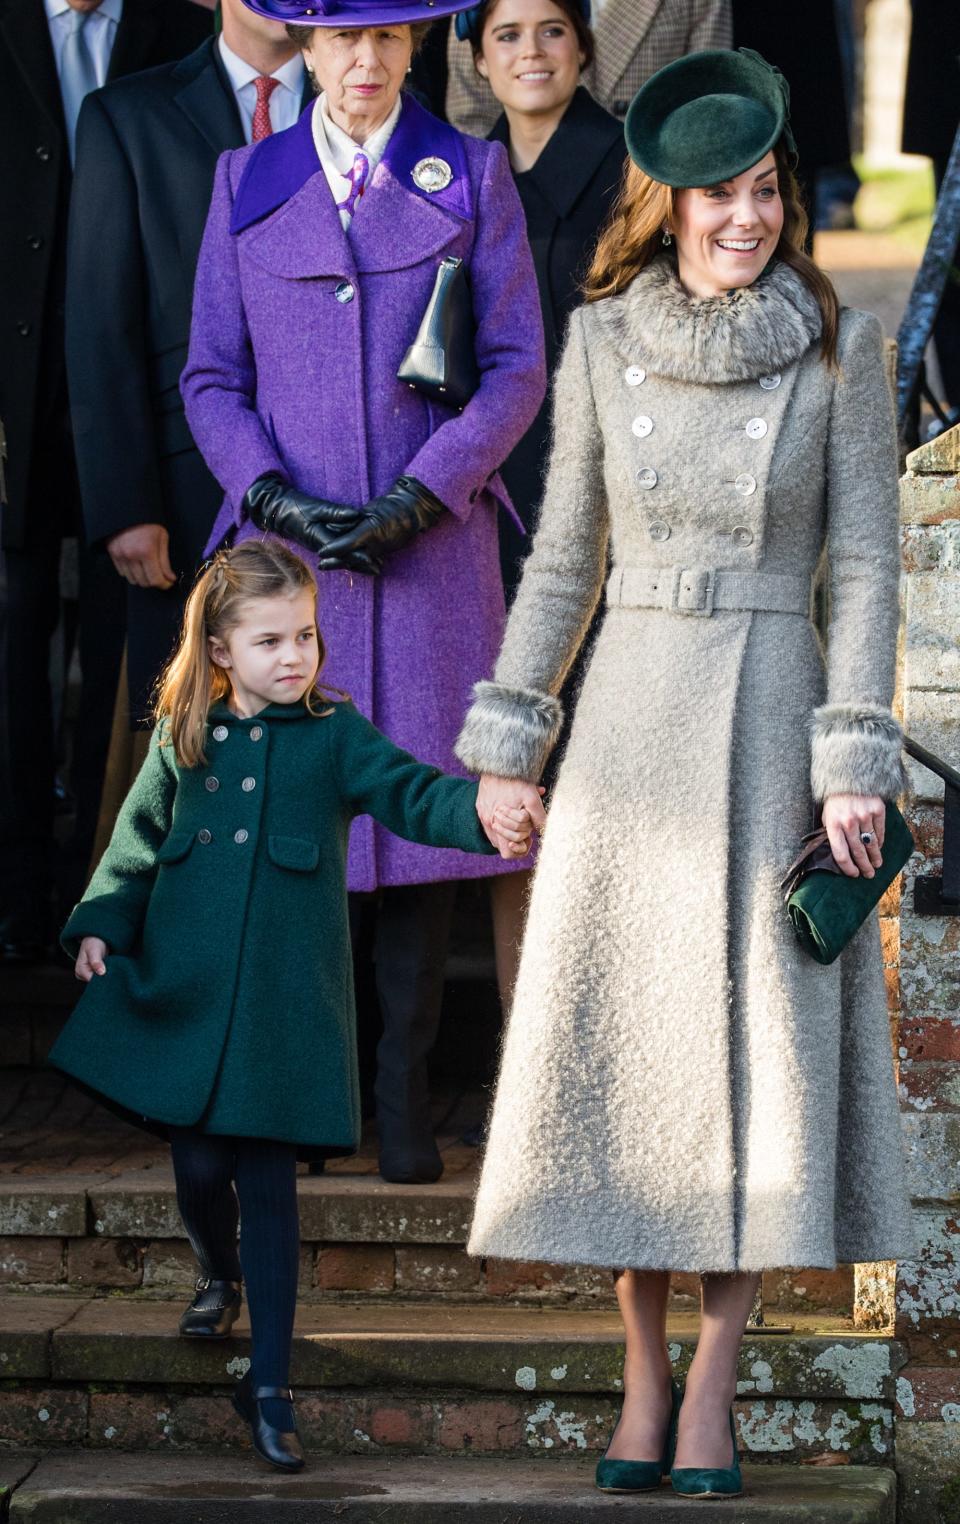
top-left (0, 1452), bottom-right (900, 1522)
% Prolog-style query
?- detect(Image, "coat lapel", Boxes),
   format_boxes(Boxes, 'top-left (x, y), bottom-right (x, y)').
top-left (592, 0), bottom-right (663, 103)
top-left (172, 39), bottom-right (245, 154)
top-left (497, 88), bottom-right (625, 220)
top-left (0, 0), bottom-right (63, 131)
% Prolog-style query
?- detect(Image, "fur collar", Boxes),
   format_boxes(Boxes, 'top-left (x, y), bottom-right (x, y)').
top-left (593, 256), bottom-right (823, 383)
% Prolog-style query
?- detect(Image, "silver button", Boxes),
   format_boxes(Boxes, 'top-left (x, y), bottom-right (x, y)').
top-left (197, 828), bottom-right (212, 845)
top-left (734, 472), bottom-right (757, 496)
top-left (212, 725), bottom-right (228, 742)
top-left (758, 372), bottom-right (781, 390)
top-left (205, 776), bottom-right (220, 793)
top-left (732, 526), bottom-right (754, 546)
top-left (631, 414), bottom-right (653, 439)
top-left (624, 365), bottom-right (646, 386)
top-left (241, 777), bottom-right (256, 793)
top-left (648, 520), bottom-right (671, 542)
top-left (250, 726), bottom-right (263, 741)
top-left (636, 467), bottom-right (658, 489)
top-left (335, 281), bottom-right (355, 304)
top-left (234, 829), bottom-right (249, 845)
top-left (745, 417), bottom-right (768, 439)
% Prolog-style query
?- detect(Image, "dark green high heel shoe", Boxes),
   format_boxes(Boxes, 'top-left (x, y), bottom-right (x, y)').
top-left (595, 1381), bottom-right (681, 1494)
top-left (671, 1405), bottom-right (743, 1499)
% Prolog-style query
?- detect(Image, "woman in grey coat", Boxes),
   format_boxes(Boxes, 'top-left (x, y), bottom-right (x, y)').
top-left (455, 49), bottom-right (914, 1499)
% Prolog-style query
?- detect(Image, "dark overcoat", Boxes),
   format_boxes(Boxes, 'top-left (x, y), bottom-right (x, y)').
top-left (489, 88), bottom-right (625, 596)
top-left (0, 0), bottom-right (210, 547)
top-left (51, 700), bottom-right (493, 1149)
top-left (66, 40), bottom-right (310, 720)
top-left (181, 93), bottom-right (546, 892)
top-left (901, 0), bottom-right (960, 159)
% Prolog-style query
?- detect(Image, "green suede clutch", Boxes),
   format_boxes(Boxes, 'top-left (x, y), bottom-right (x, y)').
top-left (782, 803), bottom-right (914, 966)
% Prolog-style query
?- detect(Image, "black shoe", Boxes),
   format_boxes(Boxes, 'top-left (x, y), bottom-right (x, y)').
top-left (0, 912), bottom-right (46, 965)
top-left (378, 1136), bottom-right (443, 1185)
top-left (232, 1374), bottom-right (305, 1472)
top-left (179, 1277), bottom-right (242, 1339)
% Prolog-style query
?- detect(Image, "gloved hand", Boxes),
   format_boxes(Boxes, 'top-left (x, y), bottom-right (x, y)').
top-left (316, 476), bottom-right (447, 571)
top-left (242, 474), bottom-right (381, 575)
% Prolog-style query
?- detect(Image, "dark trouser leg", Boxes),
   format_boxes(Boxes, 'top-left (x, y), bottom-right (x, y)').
top-left (234, 1138), bottom-right (300, 1429)
top-left (933, 157), bottom-right (960, 412)
top-left (372, 880), bottom-right (457, 1183)
top-left (0, 542), bottom-right (61, 939)
top-left (168, 1128), bottom-right (242, 1282)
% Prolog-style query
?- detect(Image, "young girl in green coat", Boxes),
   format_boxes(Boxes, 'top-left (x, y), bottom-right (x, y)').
top-left (52, 541), bottom-right (532, 1473)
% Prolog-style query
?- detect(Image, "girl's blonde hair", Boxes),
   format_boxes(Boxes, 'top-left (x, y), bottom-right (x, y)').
top-left (583, 139), bottom-right (840, 367)
top-left (153, 540), bottom-right (340, 769)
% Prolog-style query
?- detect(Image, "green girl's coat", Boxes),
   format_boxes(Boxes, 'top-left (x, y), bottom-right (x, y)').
top-left (52, 700), bottom-right (493, 1149)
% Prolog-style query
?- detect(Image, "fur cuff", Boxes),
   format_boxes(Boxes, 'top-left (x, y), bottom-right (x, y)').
top-left (810, 704), bottom-right (905, 801)
top-left (455, 680), bottom-right (563, 781)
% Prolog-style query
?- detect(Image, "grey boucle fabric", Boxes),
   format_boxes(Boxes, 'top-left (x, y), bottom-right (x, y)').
top-left (460, 258), bottom-right (914, 1272)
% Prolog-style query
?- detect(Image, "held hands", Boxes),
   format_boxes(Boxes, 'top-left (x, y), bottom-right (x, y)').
top-left (317, 476), bottom-right (446, 572)
top-left (107, 524), bottom-right (176, 589)
top-left (822, 794), bottom-right (886, 879)
top-left (75, 937), bottom-right (109, 982)
top-left (242, 474), bottom-right (379, 575)
top-left (478, 774), bottom-right (548, 859)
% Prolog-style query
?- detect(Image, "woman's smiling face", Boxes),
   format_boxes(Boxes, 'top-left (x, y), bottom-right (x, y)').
top-left (476, 0), bottom-right (585, 119)
top-left (668, 152), bottom-right (784, 298)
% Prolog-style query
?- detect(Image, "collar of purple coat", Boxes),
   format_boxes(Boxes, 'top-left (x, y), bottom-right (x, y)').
top-left (229, 92), bottom-right (472, 237)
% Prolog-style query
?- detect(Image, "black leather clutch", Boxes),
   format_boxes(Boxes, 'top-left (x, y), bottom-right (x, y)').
top-left (397, 255), bottom-right (479, 412)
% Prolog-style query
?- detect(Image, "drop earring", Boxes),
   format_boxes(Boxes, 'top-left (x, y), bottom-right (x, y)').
top-left (661, 230), bottom-right (673, 247)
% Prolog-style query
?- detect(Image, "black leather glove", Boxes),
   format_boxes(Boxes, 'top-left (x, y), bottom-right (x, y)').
top-left (242, 474), bottom-right (380, 574)
top-left (316, 476), bottom-right (447, 571)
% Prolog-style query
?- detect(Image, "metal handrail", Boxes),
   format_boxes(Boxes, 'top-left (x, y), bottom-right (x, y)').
top-left (903, 734), bottom-right (960, 910)
top-left (904, 735), bottom-right (960, 793)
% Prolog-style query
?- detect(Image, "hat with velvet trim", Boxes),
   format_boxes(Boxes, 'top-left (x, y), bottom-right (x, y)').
top-left (624, 47), bottom-right (796, 188)
top-left (454, 0), bottom-right (589, 42)
top-left (242, 0), bottom-right (472, 24)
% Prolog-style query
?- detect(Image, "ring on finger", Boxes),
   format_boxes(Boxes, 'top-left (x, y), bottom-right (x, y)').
top-left (860, 831), bottom-right (874, 846)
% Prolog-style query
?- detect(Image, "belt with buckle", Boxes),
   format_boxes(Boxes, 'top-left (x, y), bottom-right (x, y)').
top-left (606, 565), bottom-right (813, 618)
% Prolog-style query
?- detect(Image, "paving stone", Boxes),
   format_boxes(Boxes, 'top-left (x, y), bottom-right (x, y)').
top-left (896, 1419), bottom-right (960, 1524)
top-left (0, 1295), bottom-right (88, 1378)
top-left (67, 1237), bottom-right (142, 1288)
top-left (88, 1172), bottom-right (182, 1239)
top-left (315, 1244), bottom-right (395, 1292)
top-left (297, 1174), bottom-right (475, 1245)
top-left (6, 1453), bottom-right (898, 1521)
top-left (0, 1386), bottom-right (88, 1447)
top-left (0, 1236), bottom-right (64, 1285)
top-left (395, 1246), bottom-right (481, 1293)
top-left (0, 1178), bottom-right (92, 1237)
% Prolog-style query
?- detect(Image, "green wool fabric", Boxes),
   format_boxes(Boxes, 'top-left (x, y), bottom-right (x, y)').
top-left (53, 700), bottom-right (493, 1148)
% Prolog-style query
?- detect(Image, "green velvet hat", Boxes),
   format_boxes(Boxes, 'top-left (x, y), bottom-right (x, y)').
top-left (624, 48), bottom-right (796, 188)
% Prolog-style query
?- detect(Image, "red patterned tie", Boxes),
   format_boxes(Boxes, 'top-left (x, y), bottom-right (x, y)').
top-left (252, 75), bottom-right (279, 142)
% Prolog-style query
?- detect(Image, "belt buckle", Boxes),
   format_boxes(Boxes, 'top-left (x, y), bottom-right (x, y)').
top-left (670, 565), bottom-right (715, 616)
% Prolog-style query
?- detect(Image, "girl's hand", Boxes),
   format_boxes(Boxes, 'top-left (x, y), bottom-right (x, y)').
top-left (75, 937), bottom-right (109, 982)
top-left (822, 794), bottom-right (886, 879)
top-left (492, 803), bottom-right (534, 860)
top-left (477, 776), bottom-right (546, 856)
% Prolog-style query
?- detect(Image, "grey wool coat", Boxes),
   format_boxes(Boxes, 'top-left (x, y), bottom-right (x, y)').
top-left (456, 257), bottom-right (915, 1273)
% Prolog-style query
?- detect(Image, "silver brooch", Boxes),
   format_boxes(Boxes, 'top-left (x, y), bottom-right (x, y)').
top-left (412, 156), bottom-right (453, 193)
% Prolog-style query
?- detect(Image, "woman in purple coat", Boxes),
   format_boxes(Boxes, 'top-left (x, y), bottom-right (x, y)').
top-left (182, 0), bottom-right (546, 1187)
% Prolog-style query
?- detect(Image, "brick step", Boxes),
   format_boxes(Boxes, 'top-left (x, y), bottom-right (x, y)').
top-left (0, 1296), bottom-right (903, 1462)
top-left (0, 1165), bottom-right (855, 1314)
top-left (0, 1453), bottom-right (898, 1522)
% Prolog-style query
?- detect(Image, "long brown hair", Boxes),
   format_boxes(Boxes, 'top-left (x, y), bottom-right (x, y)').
top-left (153, 541), bottom-right (340, 769)
top-left (584, 139), bottom-right (840, 366)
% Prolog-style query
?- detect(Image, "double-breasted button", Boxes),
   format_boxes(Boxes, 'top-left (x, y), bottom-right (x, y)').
top-left (241, 776), bottom-right (256, 793)
top-left (624, 366), bottom-right (646, 386)
top-left (205, 776), bottom-right (220, 792)
top-left (745, 417), bottom-right (768, 439)
top-left (36, 145), bottom-right (51, 162)
top-left (648, 520), bottom-right (671, 542)
top-left (732, 526), bottom-right (754, 546)
top-left (212, 725), bottom-right (228, 742)
top-left (234, 828), bottom-right (249, 844)
top-left (335, 281), bottom-right (355, 304)
top-left (26, 235), bottom-right (43, 251)
top-left (17, 322), bottom-right (32, 337)
top-left (197, 828), bottom-right (212, 845)
top-left (758, 372), bottom-right (781, 390)
top-left (631, 415), bottom-right (653, 439)
top-left (734, 472), bottom-right (757, 496)
top-left (250, 725), bottom-right (263, 742)
top-left (636, 467), bottom-right (658, 489)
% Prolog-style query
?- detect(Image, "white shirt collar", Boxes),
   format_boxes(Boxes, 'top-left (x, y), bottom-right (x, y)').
top-left (45, 0), bottom-right (123, 22)
top-left (314, 90), bottom-right (402, 176)
top-left (218, 35), bottom-right (305, 97)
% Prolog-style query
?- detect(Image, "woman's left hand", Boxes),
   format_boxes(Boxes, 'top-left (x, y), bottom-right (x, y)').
top-left (822, 794), bottom-right (886, 878)
top-left (317, 477), bottom-right (446, 570)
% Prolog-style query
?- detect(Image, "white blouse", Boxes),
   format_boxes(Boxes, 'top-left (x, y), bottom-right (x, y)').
top-left (311, 91), bottom-right (403, 231)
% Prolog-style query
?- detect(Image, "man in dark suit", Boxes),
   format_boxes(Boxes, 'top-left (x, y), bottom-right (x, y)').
top-left (0, 0), bottom-right (211, 961)
top-left (66, 0), bottom-right (305, 738)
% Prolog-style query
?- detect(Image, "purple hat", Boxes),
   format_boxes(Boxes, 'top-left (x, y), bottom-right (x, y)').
top-left (242, 0), bottom-right (474, 23)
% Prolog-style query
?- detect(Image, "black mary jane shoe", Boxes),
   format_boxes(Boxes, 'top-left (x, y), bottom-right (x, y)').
top-left (232, 1374), bottom-right (305, 1472)
top-left (179, 1277), bottom-right (242, 1339)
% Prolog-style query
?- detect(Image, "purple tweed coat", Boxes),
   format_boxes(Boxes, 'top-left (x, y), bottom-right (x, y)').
top-left (182, 94), bottom-right (546, 891)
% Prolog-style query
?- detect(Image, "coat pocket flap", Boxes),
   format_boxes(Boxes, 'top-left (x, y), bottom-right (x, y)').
top-left (156, 832), bottom-right (196, 865)
top-left (268, 835), bottom-right (320, 872)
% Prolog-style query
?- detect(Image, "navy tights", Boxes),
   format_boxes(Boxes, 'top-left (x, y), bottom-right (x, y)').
top-left (169, 1129), bottom-right (299, 1430)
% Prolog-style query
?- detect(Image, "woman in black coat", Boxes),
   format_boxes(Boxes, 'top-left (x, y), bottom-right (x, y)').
top-left (460, 0), bottom-right (626, 597)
